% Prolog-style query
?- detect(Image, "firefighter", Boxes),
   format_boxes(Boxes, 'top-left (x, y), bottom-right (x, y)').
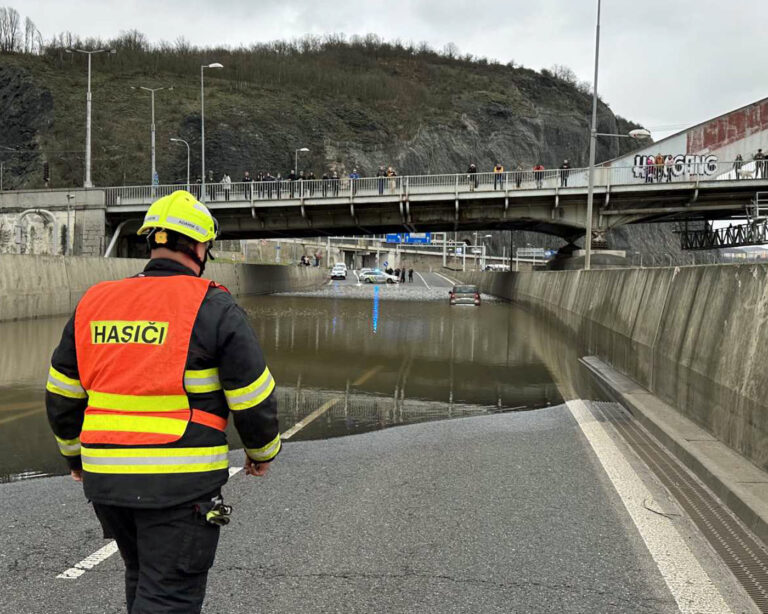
top-left (46, 190), bottom-right (280, 614)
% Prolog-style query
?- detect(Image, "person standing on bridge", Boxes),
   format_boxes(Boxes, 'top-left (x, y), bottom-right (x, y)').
top-left (467, 163), bottom-right (478, 191)
top-left (242, 170), bottom-right (253, 200)
top-left (754, 149), bottom-right (765, 179)
top-left (664, 155), bottom-right (675, 183)
top-left (408, 268), bottom-right (414, 283)
top-left (332, 170), bottom-right (340, 196)
top-left (207, 169), bottom-right (217, 201)
top-left (493, 162), bottom-right (504, 190)
top-left (221, 172), bottom-right (232, 201)
top-left (733, 154), bottom-right (743, 180)
top-left (559, 160), bottom-right (571, 187)
top-left (349, 169), bottom-right (360, 196)
top-left (533, 164), bottom-right (545, 189)
top-left (45, 190), bottom-right (280, 614)
top-left (387, 166), bottom-right (398, 193)
top-left (515, 163), bottom-right (523, 188)
top-left (377, 165), bottom-right (386, 195)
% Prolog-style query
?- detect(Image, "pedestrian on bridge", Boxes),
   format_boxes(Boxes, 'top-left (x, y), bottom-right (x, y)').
top-left (242, 170), bottom-right (253, 200)
top-left (664, 155), bottom-right (675, 182)
top-left (493, 163), bottom-right (504, 190)
top-left (733, 154), bottom-right (744, 180)
top-left (308, 170), bottom-right (316, 195)
top-left (533, 164), bottom-right (545, 189)
top-left (377, 165), bottom-right (386, 195)
top-left (515, 163), bottom-right (523, 188)
top-left (467, 163), bottom-right (478, 191)
top-left (207, 169), bottom-right (216, 200)
top-left (221, 172), bottom-right (232, 201)
top-left (408, 268), bottom-right (414, 282)
top-left (350, 169), bottom-right (360, 195)
top-left (387, 166), bottom-right (398, 193)
top-left (332, 170), bottom-right (340, 196)
top-left (559, 160), bottom-right (571, 187)
top-left (754, 149), bottom-right (765, 179)
top-left (45, 190), bottom-right (281, 614)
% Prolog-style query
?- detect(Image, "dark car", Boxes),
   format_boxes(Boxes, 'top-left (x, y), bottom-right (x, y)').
top-left (449, 285), bottom-right (480, 306)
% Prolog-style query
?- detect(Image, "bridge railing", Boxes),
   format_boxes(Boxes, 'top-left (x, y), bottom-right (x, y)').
top-left (102, 160), bottom-right (766, 207)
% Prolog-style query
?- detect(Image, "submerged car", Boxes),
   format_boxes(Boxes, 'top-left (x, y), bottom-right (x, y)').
top-left (360, 269), bottom-right (399, 284)
top-left (449, 285), bottom-right (481, 306)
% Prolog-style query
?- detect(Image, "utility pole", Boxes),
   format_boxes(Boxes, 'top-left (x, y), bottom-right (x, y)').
top-left (200, 63), bottom-right (223, 202)
top-left (66, 48), bottom-right (116, 188)
top-left (584, 0), bottom-right (601, 270)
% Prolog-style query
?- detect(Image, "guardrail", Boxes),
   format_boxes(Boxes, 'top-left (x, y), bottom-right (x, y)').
top-left (99, 160), bottom-right (767, 207)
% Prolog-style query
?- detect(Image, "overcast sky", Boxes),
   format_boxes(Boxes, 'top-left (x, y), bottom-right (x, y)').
top-left (22, 0), bottom-right (767, 140)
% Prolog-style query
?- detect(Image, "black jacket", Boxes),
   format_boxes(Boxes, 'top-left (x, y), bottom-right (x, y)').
top-left (46, 259), bottom-right (280, 508)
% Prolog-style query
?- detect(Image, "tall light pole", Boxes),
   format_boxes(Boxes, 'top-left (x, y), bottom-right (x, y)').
top-left (66, 48), bottom-right (116, 188)
top-left (295, 147), bottom-right (309, 173)
top-left (200, 62), bottom-right (223, 203)
top-left (133, 86), bottom-right (173, 186)
top-left (170, 138), bottom-right (190, 191)
top-left (584, 0), bottom-right (602, 271)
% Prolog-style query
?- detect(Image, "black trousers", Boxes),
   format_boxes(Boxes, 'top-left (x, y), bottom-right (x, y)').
top-left (93, 492), bottom-right (221, 614)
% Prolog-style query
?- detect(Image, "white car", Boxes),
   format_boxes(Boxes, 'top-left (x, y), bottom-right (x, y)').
top-left (360, 269), bottom-right (399, 284)
top-left (331, 265), bottom-right (347, 280)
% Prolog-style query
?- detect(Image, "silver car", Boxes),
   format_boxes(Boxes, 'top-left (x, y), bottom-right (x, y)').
top-left (360, 269), bottom-right (399, 284)
top-left (449, 285), bottom-right (481, 306)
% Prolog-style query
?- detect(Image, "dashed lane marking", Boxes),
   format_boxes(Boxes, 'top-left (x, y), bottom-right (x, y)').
top-left (415, 272), bottom-right (430, 289)
top-left (282, 364), bottom-right (383, 440)
top-left (433, 272), bottom-right (459, 287)
top-left (566, 400), bottom-right (732, 614)
top-left (0, 407), bottom-right (43, 425)
top-left (57, 540), bottom-right (119, 579)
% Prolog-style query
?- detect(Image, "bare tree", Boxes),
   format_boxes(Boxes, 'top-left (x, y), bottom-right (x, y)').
top-left (6, 6), bottom-right (20, 51)
top-left (24, 15), bottom-right (35, 53)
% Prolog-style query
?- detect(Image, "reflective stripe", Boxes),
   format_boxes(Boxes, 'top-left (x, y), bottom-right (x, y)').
top-left (81, 445), bottom-right (229, 474)
top-left (184, 368), bottom-right (222, 393)
top-left (224, 368), bottom-right (276, 411)
top-left (82, 413), bottom-right (188, 437)
top-left (87, 391), bottom-right (189, 412)
top-left (246, 434), bottom-right (281, 462)
top-left (55, 435), bottom-right (81, 457)
top-left (165, 215), bottom-right (208, 238)
top-left (46, 366), bottom-right (87, 399)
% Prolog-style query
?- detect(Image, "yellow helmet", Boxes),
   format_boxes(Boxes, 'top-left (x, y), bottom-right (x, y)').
top-left (137, 190), bottom-right (218, 244)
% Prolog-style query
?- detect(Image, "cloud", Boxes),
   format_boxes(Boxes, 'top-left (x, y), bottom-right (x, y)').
top-left (22, 0), bottom-right (768, 137)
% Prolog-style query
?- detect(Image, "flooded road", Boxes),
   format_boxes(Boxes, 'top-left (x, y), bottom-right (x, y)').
top-left (0, 272), bottom-right (567, 482)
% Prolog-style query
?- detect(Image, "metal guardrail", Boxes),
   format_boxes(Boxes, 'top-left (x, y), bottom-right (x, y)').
top-left (97, 160), bottom-right (767, 207)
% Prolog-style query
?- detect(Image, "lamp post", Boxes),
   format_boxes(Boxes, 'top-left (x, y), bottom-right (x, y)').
top-left (295, 147), bottom-right (309, 174)
top-left (66, 48), bottom-right (116, 188)
top-left (170, 138), bottom-right (190, 191)
top-left (200, 62), bottom-right (223, 203)
top-left (133, 86), bottom-right (173, 186)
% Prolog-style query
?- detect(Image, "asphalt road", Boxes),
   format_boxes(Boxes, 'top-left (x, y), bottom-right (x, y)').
top-left (0, 405), bottom-right (693, 614)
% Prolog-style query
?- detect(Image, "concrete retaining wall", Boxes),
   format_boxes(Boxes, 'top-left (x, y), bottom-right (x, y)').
top-left (0, 255), bottom-right (327, 322)
top-left (457, 265), bottom-right (768, 471)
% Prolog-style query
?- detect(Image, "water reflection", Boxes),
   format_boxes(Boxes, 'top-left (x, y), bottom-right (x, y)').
top-left (0, 295), bottom-right (564, 481)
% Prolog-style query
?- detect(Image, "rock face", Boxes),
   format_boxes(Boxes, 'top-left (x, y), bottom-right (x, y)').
top-left (0, 64), bottom-right (52, 189)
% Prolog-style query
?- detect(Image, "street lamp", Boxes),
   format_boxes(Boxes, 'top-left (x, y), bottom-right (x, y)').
top-left (200, 62), bottom-right (223, 203)
top-left (170, 138), bottom-right (190, 191)
top-left (295, 147), bottom-right (309, 174)
top-left (66, 48), bottom-right (117, 188)
top-left (133, 86), bottom-right (173, 186)
top-left (583, 0), bottom-right (652, 270)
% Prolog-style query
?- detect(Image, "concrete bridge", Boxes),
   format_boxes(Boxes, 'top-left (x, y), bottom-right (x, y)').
top-left (1, 162), bottom-right (766, 257)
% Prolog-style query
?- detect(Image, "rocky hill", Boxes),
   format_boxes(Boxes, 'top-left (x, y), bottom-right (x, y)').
top-left (0, 38), bottom-right (643, 189)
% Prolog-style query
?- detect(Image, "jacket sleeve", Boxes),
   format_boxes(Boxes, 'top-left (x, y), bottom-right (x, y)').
top-left (45, 314), bottom-right (88, 470)
top-left (216, 299), bottom-right (281, 463)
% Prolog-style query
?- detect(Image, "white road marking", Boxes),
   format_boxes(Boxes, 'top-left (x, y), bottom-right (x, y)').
top-left (57, 464), bottom-right (246, 579)
top-left (434, 272), bottom-right (459, 286)
top-left (566, 400), bottom-right (732, 614)
top-left (57, 540), bottom-right (119, 579)
top-left (415, 272), bottom-right (430, 289)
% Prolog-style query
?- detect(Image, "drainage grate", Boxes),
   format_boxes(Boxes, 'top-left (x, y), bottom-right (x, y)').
top-left (592, 402), bottom-right (768, 613)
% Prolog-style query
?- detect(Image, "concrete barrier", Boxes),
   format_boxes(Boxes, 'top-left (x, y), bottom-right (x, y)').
top-left (0, 255), bottom-right (327, 322)
top-left (457, 264), bottom-right (768, 472)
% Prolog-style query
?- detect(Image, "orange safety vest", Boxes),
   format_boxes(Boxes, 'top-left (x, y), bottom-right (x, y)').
top-left (74, 275), bottom-right (227, 446)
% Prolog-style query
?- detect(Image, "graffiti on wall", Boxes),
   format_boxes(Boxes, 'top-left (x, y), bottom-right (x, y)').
top-left (632, 154), bottom-right (718, 179)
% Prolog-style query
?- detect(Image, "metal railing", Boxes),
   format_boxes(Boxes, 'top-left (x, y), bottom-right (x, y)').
top-left (101, 160), bottom-right (768, 207)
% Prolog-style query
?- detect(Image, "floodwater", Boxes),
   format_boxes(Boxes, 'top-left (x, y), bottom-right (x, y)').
top-left (0, 280), bottom-right (577, 482)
